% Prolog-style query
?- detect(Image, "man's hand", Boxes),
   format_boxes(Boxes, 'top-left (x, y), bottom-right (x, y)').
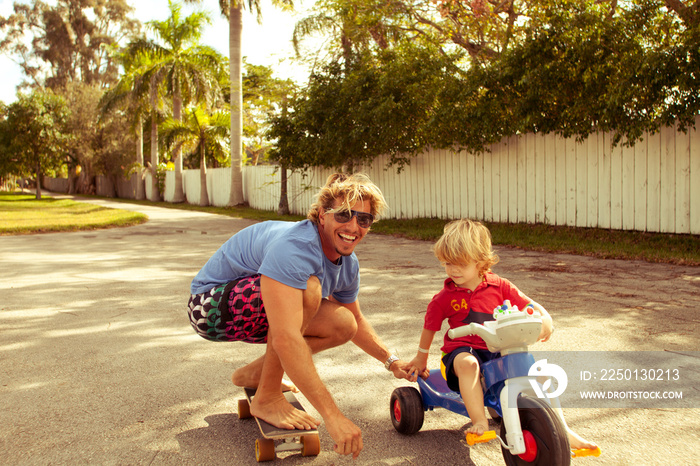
top-left (390, 359), bottom-right (420, 381)
top-left (326, 414), bottom-right (363, 459)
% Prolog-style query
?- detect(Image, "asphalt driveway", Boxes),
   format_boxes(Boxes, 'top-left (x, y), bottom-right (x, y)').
top-left (1, 196), bottom-right (698, 465)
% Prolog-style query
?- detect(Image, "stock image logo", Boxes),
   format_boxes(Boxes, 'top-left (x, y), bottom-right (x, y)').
top-left (528, 359), bottom-right (568, 399)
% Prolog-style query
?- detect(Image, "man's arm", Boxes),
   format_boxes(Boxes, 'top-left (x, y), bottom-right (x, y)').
top-left (335, 298), bottom-right (412, 379)
top-left (261, 275), bottom-right (363, 458)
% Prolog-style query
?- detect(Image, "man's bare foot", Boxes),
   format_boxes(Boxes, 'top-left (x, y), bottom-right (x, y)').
top-left (231, 372), bottom-right (298, 392)
top-left (466, 419), bottom-right (489, 437)
top-left (280, 379), bottom-right (298, 392)
top-left (568, 428), bottom-right (597, 450)
top-left (250, 392), bottom-right (321, 430)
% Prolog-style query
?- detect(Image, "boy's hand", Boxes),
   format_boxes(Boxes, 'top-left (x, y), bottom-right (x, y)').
top-left (538, 316), bottom-right (554, 342)
top-left (407, 357), bottom-right (430, 381)
top-left (410, 367), bottom-right (430, 381)
top-left (539, 328), bottom-right (553, 342)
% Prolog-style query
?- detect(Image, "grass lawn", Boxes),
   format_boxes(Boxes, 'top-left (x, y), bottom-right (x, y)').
top-left (2, 191), bottom-right (698, 265)
top-left (0, 192), bottom-right (147, 235)
top-left (371, 217), bottom-right (700, 266)
top-left (101, 196), bottom-right (700, 266)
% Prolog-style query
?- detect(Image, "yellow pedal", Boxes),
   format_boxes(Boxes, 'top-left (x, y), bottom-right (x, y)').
top-left (572, 446), bottom-right (602, 458)
top-left (466, 430), bottom-right (497, 445)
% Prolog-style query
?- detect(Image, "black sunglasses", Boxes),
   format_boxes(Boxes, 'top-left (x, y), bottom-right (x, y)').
top-left (332, 209), bottom-right (374, 228)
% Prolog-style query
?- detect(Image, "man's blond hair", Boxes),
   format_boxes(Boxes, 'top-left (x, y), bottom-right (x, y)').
top-left (307, 173), bottom-right (388, 225)
top-left (434, 219), bottom-right (499, 274)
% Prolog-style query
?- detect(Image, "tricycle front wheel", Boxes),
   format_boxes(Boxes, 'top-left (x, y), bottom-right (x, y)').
top-left (390, 386), bottom-right (424, 435)
top-left (501, 396), bottom-right (570, 466)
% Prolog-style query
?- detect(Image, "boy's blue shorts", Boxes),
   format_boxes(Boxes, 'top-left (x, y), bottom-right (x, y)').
top-left (441, 347), bottom-right (501, 392)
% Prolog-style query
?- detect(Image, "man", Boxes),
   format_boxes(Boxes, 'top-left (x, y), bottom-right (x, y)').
top-left (187, 173), bottom-right (411, 459)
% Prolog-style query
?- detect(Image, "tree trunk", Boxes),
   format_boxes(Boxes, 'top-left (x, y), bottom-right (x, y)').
top-left (148, 75), bottom-right (160, 202)
top-left (149, 110), bottom-right (160, 201)
top-left (107, 174), bottom-right (117, 198)
top-left (228, 4), bottom-right (245, 206)
top-left (172, 88), bottom-right (185, 202)
top-left (68, 164), bottom-right (78, 194)
top-left (277, 163), bottom-right (290, 215)
top-left (199, 144), bottom-right (209, 207)
top-left (135, 114), bottom-right (146, 200)
top-left (35, 160), bottom-right (42, 200)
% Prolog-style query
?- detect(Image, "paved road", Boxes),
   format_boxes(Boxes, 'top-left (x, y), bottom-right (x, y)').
top-left (1, 196), bottom-right (699, 465)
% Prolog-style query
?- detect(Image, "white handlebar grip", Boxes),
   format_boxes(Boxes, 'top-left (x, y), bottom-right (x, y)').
top-left (447, 323), bottom-right (476, 339)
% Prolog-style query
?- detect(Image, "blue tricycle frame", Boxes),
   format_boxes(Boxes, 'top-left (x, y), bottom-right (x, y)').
top-left (389, 303), bottom-right (601, 465)
top-left (417, 352), bottom-right (537, 420)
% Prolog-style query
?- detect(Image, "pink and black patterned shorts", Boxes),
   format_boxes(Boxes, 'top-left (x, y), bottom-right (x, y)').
top-left (187, 274), bottom-right (268, 343)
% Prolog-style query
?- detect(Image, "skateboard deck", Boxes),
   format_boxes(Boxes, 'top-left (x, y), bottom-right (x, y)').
top-left (238, 387), bottom-right (320, 462)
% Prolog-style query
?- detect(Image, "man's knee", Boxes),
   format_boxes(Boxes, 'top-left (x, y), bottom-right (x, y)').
top-left (313, 300), bottom-right (358, 345)
top-left (331, 305), bottom-right (358, 344)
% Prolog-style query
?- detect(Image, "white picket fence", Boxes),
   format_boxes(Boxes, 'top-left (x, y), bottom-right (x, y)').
top-left (160, 118), bottom-right (699, 235)
top-left (44, 118), bottom-right (699, 234)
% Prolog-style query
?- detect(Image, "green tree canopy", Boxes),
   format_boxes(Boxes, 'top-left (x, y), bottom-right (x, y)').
top-left (274, 0), bottom-right (700, 172)
top-left (0, 0), bottom-right (140, 91)
top-left (0, 90), bottom-right (71, 199)
top-left (242, 62), bottom-right (296, 165)
top-left (269, 43), bottom-right (457, 171)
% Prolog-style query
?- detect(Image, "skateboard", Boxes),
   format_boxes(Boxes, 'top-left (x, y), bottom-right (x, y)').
top-left (238, 387), bottom-right (321, 462)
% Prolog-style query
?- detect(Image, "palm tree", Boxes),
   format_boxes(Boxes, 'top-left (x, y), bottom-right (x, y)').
top-left (124, 52), bottom-right (169, 202)
top-left (99, 50), bottom-right (154, 200)
top-left (161, 105), bottom-right (230, 206)
top-left (131, 0), bottom-right (225, 203)
top-left (185, 0), bottom-right (294, 206)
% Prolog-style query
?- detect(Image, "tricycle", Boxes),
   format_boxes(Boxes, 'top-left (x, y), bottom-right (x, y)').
top-left (389, 301), bottom-right (601, 465)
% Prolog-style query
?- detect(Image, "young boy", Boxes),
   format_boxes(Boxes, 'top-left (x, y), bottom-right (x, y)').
top-left (407, 219), bottom-right (596, 451)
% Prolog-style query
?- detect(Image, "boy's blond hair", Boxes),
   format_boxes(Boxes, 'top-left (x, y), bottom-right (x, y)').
top-left (308, 173), bottom-right (388, 225)
top-left (433, 219), bottom-right (499, 274)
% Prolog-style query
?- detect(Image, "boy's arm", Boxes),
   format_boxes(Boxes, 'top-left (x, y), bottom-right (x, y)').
top-left (407, 328), bottom-right (436, 381)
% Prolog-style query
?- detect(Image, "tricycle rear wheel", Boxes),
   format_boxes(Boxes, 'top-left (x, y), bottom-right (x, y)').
top-left (390, 387), bottom-right (424, 435)
top-left (500, 396), bottom-right (570, 466)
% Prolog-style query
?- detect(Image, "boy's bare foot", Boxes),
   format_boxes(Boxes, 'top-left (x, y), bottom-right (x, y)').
top-left (466, 420), bottom-right (489, 437)
top-left (250, 392), bottom-right (321, 430)
top-left (567, 428), bottom-right (597, 450)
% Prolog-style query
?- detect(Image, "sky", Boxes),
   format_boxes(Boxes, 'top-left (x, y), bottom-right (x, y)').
top-left (0, 0), bottom-right (316, 104)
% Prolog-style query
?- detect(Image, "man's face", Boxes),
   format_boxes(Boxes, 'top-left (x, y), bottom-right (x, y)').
top-left (318, 198), bottom-right (372, 262)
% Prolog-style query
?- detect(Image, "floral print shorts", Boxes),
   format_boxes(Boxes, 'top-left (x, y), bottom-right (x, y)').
top-left (187, 274), bottom-right (268, 343)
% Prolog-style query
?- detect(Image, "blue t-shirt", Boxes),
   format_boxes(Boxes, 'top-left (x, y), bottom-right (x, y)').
top-left (190, 220), bottom-right (360, 303)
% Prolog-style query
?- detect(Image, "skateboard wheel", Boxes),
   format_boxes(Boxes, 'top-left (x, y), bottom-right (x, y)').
top-left (237, 398), bottom-right (252, 419)
top-left (301, 434), bottom-right (321, 456)
top-left (255, 438), bottom-right (276, 462)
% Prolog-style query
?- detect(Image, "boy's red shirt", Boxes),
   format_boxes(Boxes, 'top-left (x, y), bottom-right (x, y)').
top-left (424, 272), bottom-right (531, 353)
